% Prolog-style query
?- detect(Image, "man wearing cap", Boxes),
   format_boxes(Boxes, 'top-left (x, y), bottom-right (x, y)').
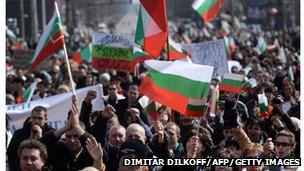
top-left (117, 138), bottom-right (149, 171)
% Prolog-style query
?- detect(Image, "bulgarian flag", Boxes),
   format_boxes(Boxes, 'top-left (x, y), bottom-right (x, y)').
top-left (139, 60), bottom-right (214, 117)
top-left (6, 27), bottom-right (17, 41)
top-left (258, 92), bottom-right (269, 118)
top-left (256, 36), bottom-right (267, 55)
top-left (191, 0), bottom-right (224, 22)
top-left (288, 66), bottom-right (294, 81)
top-left (167, 37), bottom-right (190, 60)
top-left (23, 80), bottom-right (39, 103)
top-left (28, 2), bottom-right (65, 69)
top-left (138, 95), bottom-right (161, 121)
top-left (224, 36), bottom-right (236, 57)
top-left (135, 0), bottom-right (168, 57)
top-left (72, 44), bottom-right (92, 64)
top-left (219, 73), bottom-right (244, 93)
top-left (242, 78), bottom-right (257, 90)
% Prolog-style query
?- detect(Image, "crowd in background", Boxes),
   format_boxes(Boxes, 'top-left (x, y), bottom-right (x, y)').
top-left (6, 11), bottom-right (300, 171)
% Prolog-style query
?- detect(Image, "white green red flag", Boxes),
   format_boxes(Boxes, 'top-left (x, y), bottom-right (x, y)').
top-left (29, 2), bottom-right (65, 69)
top-left (6, 27), bottom-right (17, 41)
top-left (135, 0), bottom-right (168, 57)
top-left (23, 80), bottom-right (39, 103)
top-left (242, 78), bottom-right (257, 90)
top-left (224, 36), bottom-right (236, 57)
top-left (288, 66), bottom-right (294, 81)
top-left (256, 36), bottom-right (267, 55)
top-left (258, 92), bottom-right (269, 118)
top-left (139, 60), bottom-right (214, 117)
top-left (138, 95), bottom-right (161, 120)
top-left (72, 44), bottom-right (92, 64)
top-left (191, 0), bottom-right (224, 22)
top-left (219, 73), bottom-right (244, 93)
top-left (167, 37), bottom-right (190, 60)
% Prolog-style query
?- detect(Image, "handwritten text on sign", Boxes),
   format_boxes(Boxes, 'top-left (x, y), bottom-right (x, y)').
top-left (182, 39), bottom-right (228, 77)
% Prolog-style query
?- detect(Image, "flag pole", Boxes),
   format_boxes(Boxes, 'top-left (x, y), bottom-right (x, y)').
top-left (166, 34), bottom-right (170, 60)
top-left (62, 43), bottom-right (76, 96)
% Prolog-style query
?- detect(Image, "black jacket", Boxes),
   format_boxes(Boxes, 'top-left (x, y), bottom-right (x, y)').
top-left (7, 122), bottom-right (55, 171)
top-left (114, 98), bottom-right (151, 127)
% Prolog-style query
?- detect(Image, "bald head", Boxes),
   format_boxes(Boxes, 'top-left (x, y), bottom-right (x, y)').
top-left (126, 123), bottom-right (146, 143)
top-left (108, 125), bottom-right (126, 147)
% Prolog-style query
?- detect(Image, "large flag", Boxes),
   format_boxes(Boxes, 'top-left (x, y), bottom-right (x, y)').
top-left (167, 37), bottom-right (190, 60)
top-left (258, 92), bottom-right (269, 118)
top-left (219, 73), bottom-right (244, 93)
top-left (139, 60), bottom-right (214, 117)
top-left (192, 0), bottom-right (224, 22)
top-left (28, 2), bottom-right (65, 69)
top-left (135, 0), bottom-right (168, 57)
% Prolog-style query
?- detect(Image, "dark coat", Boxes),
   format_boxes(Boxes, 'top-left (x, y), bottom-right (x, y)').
top-left (7, 122), bottom-right (55, 171)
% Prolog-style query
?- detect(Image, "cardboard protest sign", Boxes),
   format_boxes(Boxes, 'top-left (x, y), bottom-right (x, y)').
top-left (92, 32), bottom-right (149, 72)
top-left (182, 39), bottom-right (228, 77)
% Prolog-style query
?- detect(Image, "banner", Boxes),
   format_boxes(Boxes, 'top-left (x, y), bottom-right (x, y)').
top-left (7, 85), bottom-right (104, 133)
top-left (182, 39), bottom-right (228, 77)
top-left (92, 32), bottom-right (149, 72)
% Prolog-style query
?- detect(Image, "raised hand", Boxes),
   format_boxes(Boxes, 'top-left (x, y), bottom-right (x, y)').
top-left (85, 137), bottom-right (103, 161)
top-left (86, 137), bottom-right (105, 171)
top-left (85, 90), bottom-right (97, 102)
top-left (263, 138), bottom-right (275, 157)
top-left (31, 125), bottom-right (42, 139)
top-left (128, 108), bottom-right (140, 122)
top-left (101, 104), bottom-right (116, 119)
top-left (153, 121), bottom-right (164, 143)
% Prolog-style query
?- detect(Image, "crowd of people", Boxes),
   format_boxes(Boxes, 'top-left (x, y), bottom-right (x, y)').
top-left (5, 8), bottom-right (300, 171)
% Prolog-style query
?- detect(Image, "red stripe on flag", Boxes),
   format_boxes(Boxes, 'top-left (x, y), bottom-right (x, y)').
top-left (219, 84), bottom-right (241, 93)
top-left (139, 0), bottom-right (168, 32)
top-left (203, 0), bottom-right (224, 22)
top-left (144, 32), bottom-right (167, 57)
top-left (169, 52), bottom-right (188, 60)
top-left (31, 31), bottom-right (65, 69)
top-left (139, 77), bottom-right (190, 116)
top-left (72, 52), bottom-right (82, 65)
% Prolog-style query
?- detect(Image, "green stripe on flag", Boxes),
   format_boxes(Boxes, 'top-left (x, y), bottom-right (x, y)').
top-left (135, 6), bottom-right (145, 46)
top-left (147, 68), bottom-right (211, 99)
top-left (187, 104), bottom-right (207, 111)
top-left (41, 17), bottom-right (62, 50)
top-left (259, 104), bottom-right (268, 112)
top-left (196, 0), bottom-right (217, 15)
top-left (92, 45), bottom-right (133, 61)
top-left (221, 79), bottom-right (243, 87)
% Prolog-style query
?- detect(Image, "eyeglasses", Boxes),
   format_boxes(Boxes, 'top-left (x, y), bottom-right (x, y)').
top-left (108, 87), bottom-right (116, 90)
top-left (274, 141), bottom-right (292, 147)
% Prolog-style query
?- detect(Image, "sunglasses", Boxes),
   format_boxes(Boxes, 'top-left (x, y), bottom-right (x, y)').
top-left (274, 141), bottom-right (292, 147)
top-left (108, 87), bottom-right (116, 90)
